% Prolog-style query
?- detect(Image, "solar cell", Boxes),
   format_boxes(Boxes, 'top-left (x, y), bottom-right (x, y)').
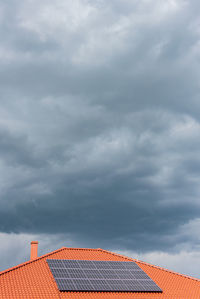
top-left (131, 271), bottom-right (150, 279)
top-left (124, 262), bottom-right (141, 270)
top-left (48, 259), bottom-right (64, 268)
top-left (51, 268), bottom-right (71, 278)
top-left (91, 279), bottom-right (109, 285)
top-left (72, 279), bottom-right (93, 291)
top-left (67, 269), bottom-right (87, 279)
top-left (117, 271), bottom-right (135, 279)
top-left (108, 285), bottom-right (125, 291)
top-left (47, 259), bottom-right (162, 293)
top-left (107, 261), bottom-right (126, 269)
top-left (56, 278), bottom-right (75, 290)
top-left (84, 269), bottom-right (103, 279)
top-left (93, 261), bottom-right (112, 269)
top-left (62, 260), bottom-right (80, 268)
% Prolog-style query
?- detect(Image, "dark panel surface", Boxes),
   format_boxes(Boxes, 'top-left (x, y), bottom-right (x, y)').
top-left (47, 259), bottom-right (162, 293)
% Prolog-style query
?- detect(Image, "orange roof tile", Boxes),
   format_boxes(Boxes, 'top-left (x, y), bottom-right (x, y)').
top-left (0, 247), bottom-right (200, 298)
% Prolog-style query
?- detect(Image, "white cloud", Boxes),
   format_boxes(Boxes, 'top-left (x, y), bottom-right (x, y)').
top-left (19, 0), bottom-right (95, 38)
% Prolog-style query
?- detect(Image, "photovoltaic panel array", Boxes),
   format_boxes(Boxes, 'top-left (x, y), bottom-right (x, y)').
top-left (47, 259), bottom-right (162, 293)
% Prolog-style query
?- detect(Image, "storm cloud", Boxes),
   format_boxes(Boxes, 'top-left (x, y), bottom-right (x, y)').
top-left (0, 0), bottom-right (200, 276)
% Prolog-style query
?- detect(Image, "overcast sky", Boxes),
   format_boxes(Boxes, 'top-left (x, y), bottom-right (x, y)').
top-left (0, 0), bottom-right (200, 278)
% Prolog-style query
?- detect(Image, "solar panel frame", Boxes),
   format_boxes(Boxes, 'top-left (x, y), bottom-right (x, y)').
top-left (47, 259), bottom-right (162, 293)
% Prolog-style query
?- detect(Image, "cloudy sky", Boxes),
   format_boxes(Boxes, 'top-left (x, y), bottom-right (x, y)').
top-left (0, 0), bottom-right (200, 278)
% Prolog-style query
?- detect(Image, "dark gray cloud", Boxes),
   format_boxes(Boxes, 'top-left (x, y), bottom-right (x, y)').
top-left (0, 0), bottom-right (200, 275)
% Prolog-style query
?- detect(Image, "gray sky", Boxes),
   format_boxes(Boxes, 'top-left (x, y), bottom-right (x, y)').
top-left (0, 0), bottom-right (200, 278)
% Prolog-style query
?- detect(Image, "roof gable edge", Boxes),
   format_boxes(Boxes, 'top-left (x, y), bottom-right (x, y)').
top-left (0, 246), bottom-right (66, 276)
top-left (98, 248), bottom-right (200, 282)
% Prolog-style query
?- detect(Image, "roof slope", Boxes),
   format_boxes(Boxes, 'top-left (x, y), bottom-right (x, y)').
top-left (0, 247), bottom-right (200, 298)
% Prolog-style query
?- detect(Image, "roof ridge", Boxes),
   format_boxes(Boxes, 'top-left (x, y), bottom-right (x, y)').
top-left (60, 247), bottom-right (100, 251)
top-left (0, 246), bottom-right (66, 276)
top-left (98, 248), bottom-right (200, 283)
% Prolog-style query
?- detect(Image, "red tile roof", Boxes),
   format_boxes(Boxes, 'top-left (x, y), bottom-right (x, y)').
top-left (0, 247), bottom-right (200, 298)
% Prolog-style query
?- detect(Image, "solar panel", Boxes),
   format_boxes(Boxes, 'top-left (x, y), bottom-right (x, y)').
top-left (47, 259), bottom-right (162, 293)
